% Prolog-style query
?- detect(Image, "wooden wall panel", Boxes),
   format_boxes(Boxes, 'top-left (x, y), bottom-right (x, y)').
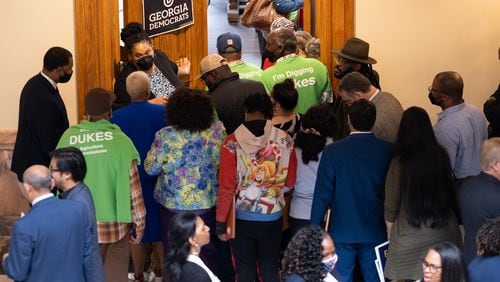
top-left (75, 0), bottom-right (120, 120)
top-left (123, 0), bottom-right (208, 89)
top-left (302, 0), bottom-right (312, 33)
top-left (307, 0), bottom-right (354, 91)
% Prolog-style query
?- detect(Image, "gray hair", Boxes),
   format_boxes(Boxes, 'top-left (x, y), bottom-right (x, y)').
top-left (126, 71), bottom-right (150, 101)
top-left (23, 165), bottom-right (52, 191)
top-left (480, 138), bottom-right (500, 170)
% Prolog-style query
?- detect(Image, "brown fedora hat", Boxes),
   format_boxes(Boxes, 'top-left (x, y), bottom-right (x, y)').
top-left (332, 37), bottom-right (377, 64)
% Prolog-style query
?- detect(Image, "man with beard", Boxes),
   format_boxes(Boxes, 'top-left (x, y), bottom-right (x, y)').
top-left (332, 37), bottom-right (381, 89)
top-left (11, 47), bottom-right (73, 181)
top-left (199, 54), bottom-right (266, 135)
top-left (260, 28), bottom-right (332, 114)
top-left (331, 38), bottom-right (381, 140)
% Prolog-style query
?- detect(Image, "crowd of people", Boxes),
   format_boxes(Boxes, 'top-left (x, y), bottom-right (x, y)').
top-left (2, 14), bottom-right (499, 282)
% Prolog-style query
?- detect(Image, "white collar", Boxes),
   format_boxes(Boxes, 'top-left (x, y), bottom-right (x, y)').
top-left (40, 71), bottom-right (57, 90)
top-left (187, 254), bottom-right (220, 282)
top-left (369, 89), bottom-right (380, 101)
top-left (32, 193), bottom-right (54, 206)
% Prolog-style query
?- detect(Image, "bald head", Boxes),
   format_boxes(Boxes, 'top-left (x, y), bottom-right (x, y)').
top-left (126, 71), bottom-right (150, 102)
top-left (433, 71), bottom-right (464, 102)
top-left (266, 27), bottom-right (298, 57)
top-left (23, 165), bottom-right (53, 191)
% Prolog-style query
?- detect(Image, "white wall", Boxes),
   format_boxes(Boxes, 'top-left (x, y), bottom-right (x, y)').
top-left (0, 1), bottom-right (77, 130)
top-left (356, 0), bottom-right (500, 121)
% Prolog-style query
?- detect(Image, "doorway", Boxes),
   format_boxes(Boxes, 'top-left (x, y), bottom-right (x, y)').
top-left (207, 0), bottom-right (261, 66)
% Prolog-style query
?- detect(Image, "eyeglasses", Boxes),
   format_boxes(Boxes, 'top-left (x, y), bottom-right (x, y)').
top-left (427, 86), bottom-right (447, 95)
top-left (422, 260), bottom-right (442, 274)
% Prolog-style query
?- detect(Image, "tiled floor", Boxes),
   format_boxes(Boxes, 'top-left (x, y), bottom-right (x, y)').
top-left (207, 0), bottom-right (262, 66)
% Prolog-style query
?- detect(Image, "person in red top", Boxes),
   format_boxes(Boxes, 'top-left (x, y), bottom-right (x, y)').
top-left (216, 91), bottom-right (297, 282)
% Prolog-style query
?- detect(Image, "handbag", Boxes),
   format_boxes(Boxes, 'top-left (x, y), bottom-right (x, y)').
top-left (241, 0), bottom-right (281, 33)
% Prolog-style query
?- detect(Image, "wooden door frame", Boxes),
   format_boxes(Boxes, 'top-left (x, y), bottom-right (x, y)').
top-left (74, 0), bottom-right (354, 120)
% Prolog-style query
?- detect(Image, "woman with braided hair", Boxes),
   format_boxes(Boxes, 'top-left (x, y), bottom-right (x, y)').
top-left (282, 225), bottom-right (338, 282)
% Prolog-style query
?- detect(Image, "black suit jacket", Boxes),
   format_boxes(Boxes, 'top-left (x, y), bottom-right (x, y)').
top-left (11, 73), bottom-right (69, 180)
top-left (179, 261), bottom-right (212, 282)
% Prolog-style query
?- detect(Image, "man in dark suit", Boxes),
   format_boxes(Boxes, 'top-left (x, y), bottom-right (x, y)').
top-left (459, 138), bottom-right (500, 264)
top-left (2, 165), bottom-right (93, 281)
top-left (311, 100), bottom-right (393, 282)
top-left (11, 47), bottom-right (73, 181)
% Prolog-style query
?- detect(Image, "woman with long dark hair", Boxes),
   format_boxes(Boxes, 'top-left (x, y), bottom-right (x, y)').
top-left (421, 242), bottom-right (468, 282)
top-left (164, 212), bottom-right (220, 282)
top-left (289, 104), bottom-right (336, 235)
top-left (384, 107), bottom-right (462, 280)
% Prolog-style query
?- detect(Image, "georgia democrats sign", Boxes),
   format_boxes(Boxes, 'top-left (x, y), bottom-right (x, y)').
top-left (143, 0), bottom-right (194, 37)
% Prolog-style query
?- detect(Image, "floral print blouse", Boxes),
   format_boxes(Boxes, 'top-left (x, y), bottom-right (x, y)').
top-left (145, 121), bottom-right (226, 210)
top-left (149, 68), bottom-right (176, 98)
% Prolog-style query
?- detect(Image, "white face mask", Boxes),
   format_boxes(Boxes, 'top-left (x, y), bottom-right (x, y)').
top-left (322, 254), bottom-right (338, 273)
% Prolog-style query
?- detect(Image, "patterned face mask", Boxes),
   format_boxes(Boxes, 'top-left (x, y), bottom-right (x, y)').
top-left (322, 253), bottom-right (338, 273)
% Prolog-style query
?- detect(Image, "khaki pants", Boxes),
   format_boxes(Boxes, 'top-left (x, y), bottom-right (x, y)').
top-left (99, 234), bottom-right (130, 282)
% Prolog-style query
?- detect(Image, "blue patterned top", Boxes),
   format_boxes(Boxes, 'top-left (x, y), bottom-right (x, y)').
top-left (144, 121), bottom-right (226, 210)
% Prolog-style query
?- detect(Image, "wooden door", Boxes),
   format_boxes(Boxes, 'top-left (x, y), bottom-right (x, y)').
top-left (74, 0), bottom-right (121, 120)
top-left (303, 0), bottom-right (354, 89)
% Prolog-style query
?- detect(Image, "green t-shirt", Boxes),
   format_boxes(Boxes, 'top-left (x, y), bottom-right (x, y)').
top-left (57, 119), bottom-right (139, 223)
top-left (260, 54), bottom-right (332, 114)
top-left (229, 60), bottom-right (263, 81)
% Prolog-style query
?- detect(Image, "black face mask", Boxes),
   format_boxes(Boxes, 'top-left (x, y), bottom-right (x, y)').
top-left (136, 55), bottom-right (154, 70)
top-left (428, 92), bottom-right (443, 105)
top-left (333, 64), bottom-right (356, 80)
top-left (59, 71), bottom-right (73, 83)
top-left (264, 48), bottom-right (281, 63)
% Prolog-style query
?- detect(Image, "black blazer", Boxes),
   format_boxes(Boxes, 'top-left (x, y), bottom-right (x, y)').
top-left (11, 73), bottom-right (69, 181)
top-left (113, 49), bottom-right (181, 110)
top-left (179, 261), bottom-right (212, 282)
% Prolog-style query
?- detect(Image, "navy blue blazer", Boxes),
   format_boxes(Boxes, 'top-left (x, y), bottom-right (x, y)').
top-left (3, 196), bottom-right (93, 282)
top-left (11, 73), bottom-right (69, 181)
top-left (311, 133), bottom-right (392, 244)
top-left (61, 183), bottom-right (104, 281)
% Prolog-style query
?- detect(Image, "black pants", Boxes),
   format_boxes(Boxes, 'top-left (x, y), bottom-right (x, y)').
top-left (231, 218), bottom-right (282, 282)
top-left (289, 216), bottom-right (310, 237)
